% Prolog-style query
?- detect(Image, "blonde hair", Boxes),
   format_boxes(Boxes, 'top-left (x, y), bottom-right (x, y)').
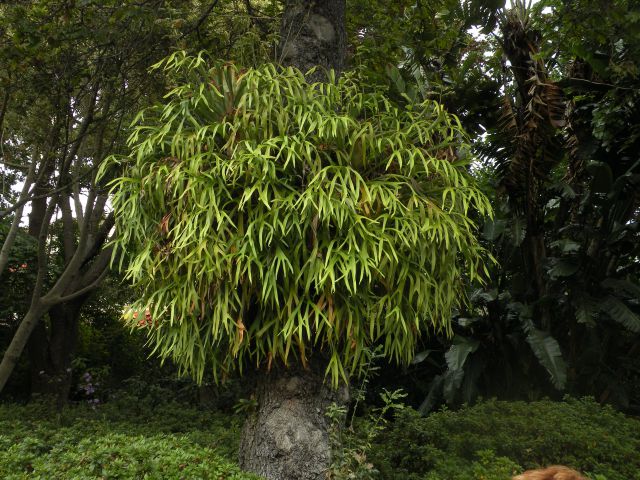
top-left (512, 466), bottom-right (586, 480)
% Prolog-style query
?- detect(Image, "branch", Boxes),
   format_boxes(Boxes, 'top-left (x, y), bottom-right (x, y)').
top-left (0, 156), bottom-right (37, 274)
top-left (30, 197), bottom-right (58, 304)
top-left (180, 0), bottom-right (221, 39)
top-left (55, 267), bottom-right (109, 303)
top-left (80, 245), bottom-right (113, 285)
top-left (0, 162), bottom-right (100, 220)
top-left (0, 87), bottom-right (10, 152)
top-left (72, 181), bottom-right (84, 229)
top-left (59, 193), bottom-right (76, 264)
top-left (82, 211), bottom-right (115, 266)
top-left (0, 159), bottom-right (30, 171)
top-left (87, 192), bottom-right (108, 239)
top-left (557, 77), bottom-right (636, 92)
top-left (61, 83), bottom-right (99, 174)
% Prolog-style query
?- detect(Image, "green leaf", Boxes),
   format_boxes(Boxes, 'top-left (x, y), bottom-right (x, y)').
top-left (523, 321), bottom-right (567, 390)
top-left (601, 278), bottom-right (640, 299)
top-left (445, 336), bottom-right (480, 372)
top-left (573, 294), bottom-right (599, 327)
top-left (482, 218), bottom-right (506, 241)
top-left (418, 374), bottom-right (444, 415)
top-left (107, 55), bottom-right (493, 386)
top-left (411, 350), bottom-right (432, 365)
top-left (550, 239), bottom-right (582, 253)
top-left (548, 258), bottom-right (579, 278)
top-left (600, 296), bottom-right (640, 333)
top-left (470, 288), bottom-right (498, 303)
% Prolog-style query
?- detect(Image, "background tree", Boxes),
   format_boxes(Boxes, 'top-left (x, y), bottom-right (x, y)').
top-left (0, 0), bottom-right (280, 402)
top-left (409, 0), bottom-right (640, 412)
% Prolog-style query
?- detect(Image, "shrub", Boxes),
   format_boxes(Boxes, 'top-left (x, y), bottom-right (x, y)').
top-left (0, 401), bottom-right (257, 479)
top-left (370, 397), bottom-right (640, 480)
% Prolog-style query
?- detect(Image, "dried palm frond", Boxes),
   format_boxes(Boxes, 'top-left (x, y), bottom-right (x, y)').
top-left (493, 2), bottom-right (565, 202)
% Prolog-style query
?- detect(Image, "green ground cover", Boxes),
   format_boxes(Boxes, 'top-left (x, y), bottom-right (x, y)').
top-left (0, 396), bottom-right (637, 479)
top-left (0, 397), bottom-right (257, 480)
top-left (370, 398), bottom-right (640, 480)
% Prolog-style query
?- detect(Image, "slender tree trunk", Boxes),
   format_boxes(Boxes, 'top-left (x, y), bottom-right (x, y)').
top-left (0, 154), bottom-right (37, 274)
top-left (0, 301), bottom-right (49, 393)
top-left (0, 193), bottom-right (113, 395)
top-left (239, 365), bottom-right (349, 480)
top-left (238, 3), bottom-right (348, 478)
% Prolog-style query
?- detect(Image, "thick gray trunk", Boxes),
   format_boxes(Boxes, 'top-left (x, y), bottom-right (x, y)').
top-left (239, 365), bottom-right (348, 480)
top-left (238, 2), bottom-right (349, 478)
top-left (278, 0), bottom-right (346, 83)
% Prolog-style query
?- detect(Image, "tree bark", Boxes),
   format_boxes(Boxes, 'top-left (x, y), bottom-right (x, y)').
top-left (238, 2), bottom-right (348, 478)
top-left (0, 301), bottom-right (49, 393)
top-left (239, 365), bottom-right (349, 480)
top-left (28, 297), bottom-right (85, 408)
top-left (278, 0), bottom-right (346, 83)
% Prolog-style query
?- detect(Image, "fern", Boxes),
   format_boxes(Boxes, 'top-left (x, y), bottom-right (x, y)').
top-left (104, 52), bottom-right (493, 386)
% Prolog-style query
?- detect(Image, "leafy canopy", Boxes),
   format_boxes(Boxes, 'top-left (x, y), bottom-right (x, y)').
top-left (105, 52), bottom-right (492, 385)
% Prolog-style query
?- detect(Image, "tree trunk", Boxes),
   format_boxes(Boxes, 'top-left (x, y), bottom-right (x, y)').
top-left (28, 298), bottom-right (84, 408)
top-left (239, 365), bottom-right (349, 480)
top-left (0, 301), bottom-right (48, 393)
top-left (238, 2), bottom-right (348, 478)
top-left (278, 0), bottom-right (346, 83)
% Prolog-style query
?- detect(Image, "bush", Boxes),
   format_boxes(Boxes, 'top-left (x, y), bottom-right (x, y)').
top-left (0, 401), bottom-right (258, 479)
top-left (2, 397), bottom-right (637, 480)
top-left (370, 398), bottom-right (640, 480)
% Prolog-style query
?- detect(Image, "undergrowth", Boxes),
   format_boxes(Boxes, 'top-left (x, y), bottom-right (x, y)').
top-left (370, 397), bottom-right (640, 480)
top-left (0, 398), bottom-right (257, 479)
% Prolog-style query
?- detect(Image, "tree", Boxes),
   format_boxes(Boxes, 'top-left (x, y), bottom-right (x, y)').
top-left (416, 0), bottom-right (640, 411)
top-left (106, 3), bottom-right (492, 477)
top-left (0, 0), bottom-right (277, 402)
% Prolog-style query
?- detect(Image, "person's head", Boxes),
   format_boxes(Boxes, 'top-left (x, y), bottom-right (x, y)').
top-left (513, 466), bottom-right (586, 480)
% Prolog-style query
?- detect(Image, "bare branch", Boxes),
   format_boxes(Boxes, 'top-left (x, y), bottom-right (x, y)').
top-left (55, 266), bottom-right (109, 304)
top-left (180, 0), bottom-right (221, 39)
top-left (30, 197), bottom-right (58, 304)
top-left (0, 162), bottom-right (100, 220)
top-left (0, 160), bottom-right (30, 171)
top-left (0, 153), bottom-right (37, 274)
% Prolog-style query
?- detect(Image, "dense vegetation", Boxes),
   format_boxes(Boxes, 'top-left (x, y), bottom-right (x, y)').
top-left (0, 396), bottom-right (256, 479)
top-left (1, 0), bottom-right (639, 479)
top-left (0, 394), bottom-right (637, 479)
top-left (371, 398), bottom-right (640, 480)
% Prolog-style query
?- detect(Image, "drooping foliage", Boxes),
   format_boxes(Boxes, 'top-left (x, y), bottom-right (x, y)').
top-left (105, 52), bottom-right (492, 385)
